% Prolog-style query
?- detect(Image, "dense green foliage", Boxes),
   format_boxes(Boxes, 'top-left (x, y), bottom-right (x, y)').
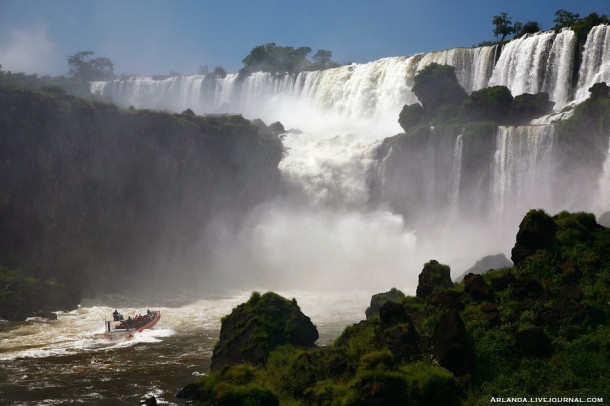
top-left (553, 9), bottom-right (609, 46)
top-left (211, 292), bottom-right (318, 371)
top-left (241, 43), bottom-right (340, 74)
top-left (185, 210), bottom-right (610, 404)
top-left (67, 51), bottom-right (115, 81)
top-left (0, 65), bottom-right (101, 100)
top-left (492, 12), bottom-right (518, 43)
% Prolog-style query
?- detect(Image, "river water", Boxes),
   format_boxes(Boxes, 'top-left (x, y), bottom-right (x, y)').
top-left (0, 290), bottom-right (371, 405)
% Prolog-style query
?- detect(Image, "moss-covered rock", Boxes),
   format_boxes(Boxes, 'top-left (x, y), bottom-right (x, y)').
top-left (511, 209), bottom-right (557, 267)
top-left (211, 292), bottom-right (318, 371)
top-left (416, 260), bottom-right (453, 298)
top-left (365, 287), bottom-right (405, 320)
top-left (0, 266), bottom-right (80, 321)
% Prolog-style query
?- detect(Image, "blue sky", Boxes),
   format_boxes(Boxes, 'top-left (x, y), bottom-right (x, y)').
top-left (0, 0), bottom-right (608, 76)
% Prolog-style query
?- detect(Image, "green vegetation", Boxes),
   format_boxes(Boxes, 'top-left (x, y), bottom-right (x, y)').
top-left (182, 210), bottom-right (610, 404)
top-left (398, 63), bottom-right (554, 132)
top-left (211, 292), bottom-right (318, 371)
top-left (67, 51), bottom-right (115, 81)
top-left (553, 9), bottom-right (609, 46)
top-left (0, 265), bottom-right (80, 321)
top-left (241, 43), bottom-right (341, 74)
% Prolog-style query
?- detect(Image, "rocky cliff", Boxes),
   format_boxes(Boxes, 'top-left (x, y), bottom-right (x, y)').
top-left (0, 86), bottom-right (283, 295)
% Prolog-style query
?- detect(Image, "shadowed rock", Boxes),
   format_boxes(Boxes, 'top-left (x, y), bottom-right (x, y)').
top-left (416, 260), bottom-right (453, 298)
top-left (511, 209), bottom-right (557, 267)
top-left (211, 292), bottom-right (318, 371)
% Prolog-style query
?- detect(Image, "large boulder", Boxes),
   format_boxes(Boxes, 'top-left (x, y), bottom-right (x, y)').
top-left (416, 260), bottom-right (453, 298)
top-left (365, 288), bottom-right (405, 319)
top-left (511, 209), bottom-right (557, 267)
top-left (463, 273), bottom-right (495, 302)
top-left (431, 309), bottom-right (475, 378)
top-left (211, 292), bottom-right (318, 371)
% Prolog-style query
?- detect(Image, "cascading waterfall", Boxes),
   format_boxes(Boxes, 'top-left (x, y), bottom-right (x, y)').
top-left (492, 125), bottom-right (557, 218)
top-left (489, 29), bottom-right (577, 109)
top-left (450, 133), bottom-right (464, 208)
top-left (596, 135), bottom-right (610, 213)
top-left (90, 24), bottom-right (610, 284)
top-left (413, 46), bottom-right (497, 93)
top-left (575, 24), bottom-right (610, 101)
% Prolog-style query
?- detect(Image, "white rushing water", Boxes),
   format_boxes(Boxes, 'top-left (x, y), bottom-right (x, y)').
top-left (492, 125), bottom-right (557, 218)
top-left (575, 24), bottom-right (610, 101)
top-left (90, 25), bottom-right (610, 284)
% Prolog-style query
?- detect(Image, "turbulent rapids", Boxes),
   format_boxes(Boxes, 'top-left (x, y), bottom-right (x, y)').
top-left (0, 291), bottom-right (369, 404)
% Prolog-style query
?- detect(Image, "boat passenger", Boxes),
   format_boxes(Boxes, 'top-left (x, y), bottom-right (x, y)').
top-left (113, 309), bottom-right (120, 321)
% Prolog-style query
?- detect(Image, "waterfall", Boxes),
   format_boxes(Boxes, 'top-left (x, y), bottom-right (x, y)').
top-left (88, 26), bottom-right (610, 287)
top-left (413, 46), bottom-right (497, 93)
top-left (596, 135), bottom-right (610, 214)
top-left (575, 24), bottom-right (610, 101)
top-left (450, 133), bottom-right (463, 207)
top-left (489, 30), bottom-right (577, 109)
top-left (492, 125), bottom-right (556, 217)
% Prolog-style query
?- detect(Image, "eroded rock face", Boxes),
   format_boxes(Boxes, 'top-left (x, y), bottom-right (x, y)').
top-left (463, 273), bottom-right (495, 302)
top-left (365, 288), bottom-right (405, 320)
top-left (432, 309), bottom-right (475, 378)
top-left (416, 260), bottom-right (453, 298)
top-left (511, 209), bottom-right (557, 266)
top-left (211, 292), bottom-right (318, 371)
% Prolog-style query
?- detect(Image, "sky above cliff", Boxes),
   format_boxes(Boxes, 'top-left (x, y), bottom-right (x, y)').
top-left (0, 0), bottom-right (607, 76)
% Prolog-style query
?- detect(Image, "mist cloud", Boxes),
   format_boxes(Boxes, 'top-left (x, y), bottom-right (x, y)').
top-left (0, 23), bottom-right (58, 74)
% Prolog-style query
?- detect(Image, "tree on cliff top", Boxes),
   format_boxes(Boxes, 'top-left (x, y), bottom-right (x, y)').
top-left (492, 12), bottom-right (517, 43)
top-left (241, 43), bottom-right (340, 74)
top-left (68, 51), bottom-right (115, 81)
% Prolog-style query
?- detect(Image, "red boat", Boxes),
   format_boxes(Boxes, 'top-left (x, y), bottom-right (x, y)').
top-left (101, 310), bottom-right (161, 339)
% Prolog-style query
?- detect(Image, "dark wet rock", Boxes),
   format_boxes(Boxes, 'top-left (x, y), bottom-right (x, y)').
top-left (456, 254), bottom-right (512, 281)
top-left (515, 327), bottom-right (552, 357)
top-left (176, 383), bottom-right (202, 400)
top-left (513, 276), bottom-right (544, 300)
top-left (379, 301), bottom-right (410, 326)
top-left (464, 273), bottom-right (495, 302)
top-left (429, 290), bottom-right (465, 310)
top-left (380, 322), bottom-right (421, 361)
top-left (269, 121), bottom-right (285, 134)
top-left (211, 292), bottom-right (318, 371)
top-left (490, 271), bottom-right (516, 291)
top-left (365, 288), bottom-right (405, 319)
top-left (432, 309), bottom-right (475, 377)
top-left (511, 209), bottom-right (557, 267)
top-left (404, 306), bottom-right (428, 325)
top-left (141, 396), bottom-right (157, 406)
top-left (416, 260), bottom-right (453, 298)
